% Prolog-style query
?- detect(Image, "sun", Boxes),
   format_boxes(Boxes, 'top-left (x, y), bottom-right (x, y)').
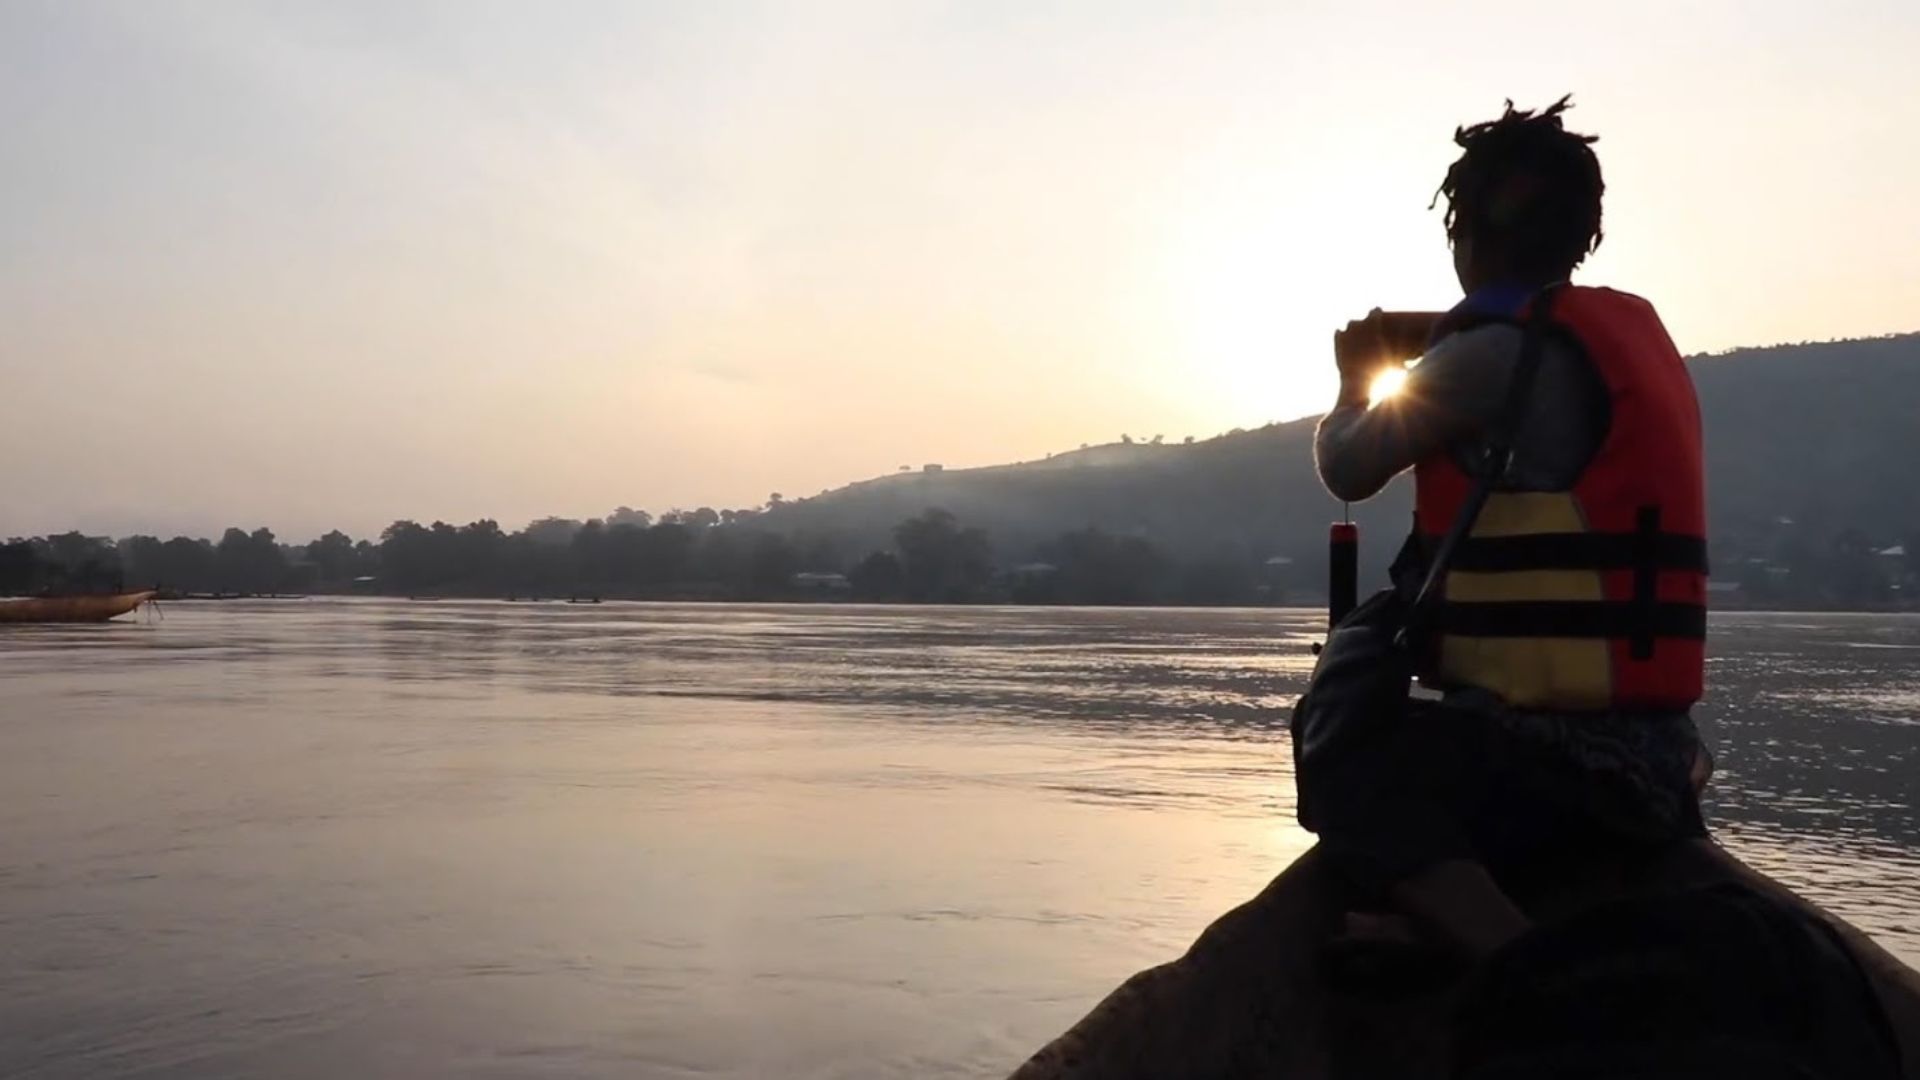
top-left (1368, 364), bottom-right (1410, 407)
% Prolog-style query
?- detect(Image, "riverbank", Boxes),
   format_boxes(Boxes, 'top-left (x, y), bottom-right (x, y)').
top-left (142, 588), bottom-right (1920, 616)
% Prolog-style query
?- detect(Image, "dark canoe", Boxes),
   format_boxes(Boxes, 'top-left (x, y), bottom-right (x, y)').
top-left (1008, 840), bottom-right (1920, 1080)
top-left (0, 591), bottom-right (155, 624)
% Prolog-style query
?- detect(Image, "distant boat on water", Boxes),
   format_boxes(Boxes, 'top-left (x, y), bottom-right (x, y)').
top-left (0, 591), bottom-right (156, 624)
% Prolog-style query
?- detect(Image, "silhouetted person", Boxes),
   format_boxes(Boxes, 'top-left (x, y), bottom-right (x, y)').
top-left (1302, 98), bottom-right (1712, 955)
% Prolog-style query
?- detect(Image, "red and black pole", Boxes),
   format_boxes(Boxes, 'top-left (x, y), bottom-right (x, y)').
top-left (1328, 516), bottom-right (1358, 629)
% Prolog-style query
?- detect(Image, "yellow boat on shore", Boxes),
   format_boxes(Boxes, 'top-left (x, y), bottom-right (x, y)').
top-left (0, 591), bottom-right (155, 624)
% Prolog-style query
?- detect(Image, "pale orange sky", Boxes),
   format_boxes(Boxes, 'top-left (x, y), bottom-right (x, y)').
top-left (4, 1), bottom-right (1917, 539)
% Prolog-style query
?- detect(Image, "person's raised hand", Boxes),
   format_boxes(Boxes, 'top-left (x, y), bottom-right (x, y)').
top-left (1334, 308), bottom-right (1394, 383)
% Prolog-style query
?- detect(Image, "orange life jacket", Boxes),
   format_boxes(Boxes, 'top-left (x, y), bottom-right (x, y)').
top-left (1413, 285), bottom-right (1708, 711)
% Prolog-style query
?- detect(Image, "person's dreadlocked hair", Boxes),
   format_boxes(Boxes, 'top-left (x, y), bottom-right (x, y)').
top-left (1434, 95), bottom-right (1604, 280)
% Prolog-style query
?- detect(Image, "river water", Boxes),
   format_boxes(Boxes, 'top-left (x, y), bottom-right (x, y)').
top-left (2, 600), bottom-right (1916, 1078)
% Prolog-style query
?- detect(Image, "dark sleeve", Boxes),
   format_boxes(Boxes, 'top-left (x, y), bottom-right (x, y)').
top-left (1313, 324), bottom-right (1525, 502)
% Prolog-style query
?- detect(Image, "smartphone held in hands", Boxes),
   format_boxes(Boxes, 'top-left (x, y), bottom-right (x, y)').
top-left (1375, 311), bottom-right (1447, 358)
top-left (1335, 310), bottom-right (1446, 385)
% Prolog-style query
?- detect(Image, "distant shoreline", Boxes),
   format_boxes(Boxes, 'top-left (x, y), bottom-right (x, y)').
top-left (142, 591), bottom-right (1920, 616)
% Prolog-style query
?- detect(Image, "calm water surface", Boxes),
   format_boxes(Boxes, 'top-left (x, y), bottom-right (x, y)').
top-left (2, 600), bottom-right (1916, 1078)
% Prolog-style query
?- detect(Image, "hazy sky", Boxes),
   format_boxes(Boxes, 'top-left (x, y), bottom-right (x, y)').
top-left (5, 1), bottom-right (1917, 540)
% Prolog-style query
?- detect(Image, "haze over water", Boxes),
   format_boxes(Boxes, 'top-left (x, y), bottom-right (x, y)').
top-left (2, 601), bottom-right (1915, 1078)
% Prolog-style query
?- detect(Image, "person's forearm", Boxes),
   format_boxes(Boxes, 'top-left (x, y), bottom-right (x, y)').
top-left (1333, 366), bottom-right (1373, 411)
top-left (1313, 324), bottom-right (1526, 504)
top-left (1315, 402), bottom-right (1403, 503)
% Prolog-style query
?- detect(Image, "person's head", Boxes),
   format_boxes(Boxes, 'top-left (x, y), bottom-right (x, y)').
top-left (1435, 96), bottom-right (1605, 293)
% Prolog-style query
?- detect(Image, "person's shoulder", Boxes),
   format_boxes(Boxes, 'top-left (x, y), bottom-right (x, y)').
top-left (1565, 284), bottom-right (1666, 319)
top-left (1420, 322), bottom-right (1524, 378)
top-left (1431, 320), bottom-right (1525, 351)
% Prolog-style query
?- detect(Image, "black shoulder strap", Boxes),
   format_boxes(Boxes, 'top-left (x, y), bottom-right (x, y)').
top-left (1400, 284), bottom-right (1562, 639)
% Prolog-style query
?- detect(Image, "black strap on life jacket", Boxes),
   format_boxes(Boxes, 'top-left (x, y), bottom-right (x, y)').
top-left (1438, 502), bottom-right (1708, 651)
top-left (1631, 506), bottom-right (1662, 659)
top-left (1446, 531), bottom-right (1709, 574)
top-left (1430, 600), bottom-right (1707, 640)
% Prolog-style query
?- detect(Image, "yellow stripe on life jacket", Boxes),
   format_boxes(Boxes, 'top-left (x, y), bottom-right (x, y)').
top-left (1432, 492), bottom-right (1613, 709)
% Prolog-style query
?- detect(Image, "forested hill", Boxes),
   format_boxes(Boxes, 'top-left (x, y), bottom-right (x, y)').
top-left (763, 333), bottom-right (1920, 588)
top-left (9, 333), bottom-right (1915, 608)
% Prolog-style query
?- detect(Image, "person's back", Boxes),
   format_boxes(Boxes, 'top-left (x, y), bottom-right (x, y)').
top-left (1406, 283), bottom-right (1706, 711)
top-left (1300, 97), bottom-right (1712, 955)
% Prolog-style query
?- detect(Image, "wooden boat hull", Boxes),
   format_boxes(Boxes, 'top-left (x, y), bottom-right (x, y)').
top-left (0, 591), bottom-right (155, 624)
top-left (1009, 840), bottom-right (1920, 1079)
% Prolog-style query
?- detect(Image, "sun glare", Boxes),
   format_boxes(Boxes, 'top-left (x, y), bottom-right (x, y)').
top-left (1368, 364), bottom-right (1410, 407)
